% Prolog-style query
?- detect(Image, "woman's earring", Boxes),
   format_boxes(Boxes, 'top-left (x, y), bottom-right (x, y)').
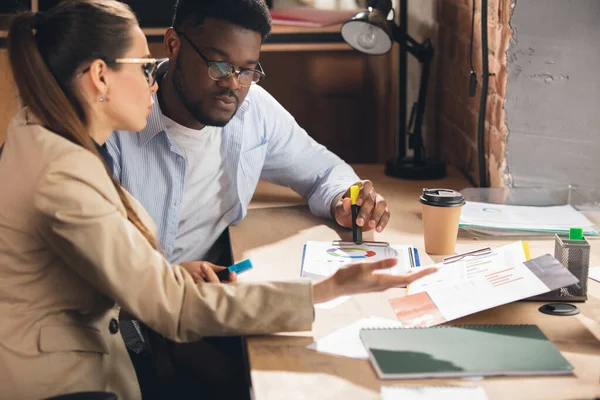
top-left (99, 97), bottom-right (105, 102)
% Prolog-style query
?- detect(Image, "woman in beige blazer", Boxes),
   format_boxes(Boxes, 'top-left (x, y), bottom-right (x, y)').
top-left (0, 1), bottom-right (436, 399)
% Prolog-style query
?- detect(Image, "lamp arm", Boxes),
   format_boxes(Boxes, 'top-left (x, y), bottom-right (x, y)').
top-left (390, 23), bottom-right (434, 164)
top-left (391, 24), bottom-right (434, 64)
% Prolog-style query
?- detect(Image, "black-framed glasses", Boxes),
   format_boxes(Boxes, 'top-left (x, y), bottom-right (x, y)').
top-left (79, 58), bottom-right (159, 86)
top-left (179, 32), bottom-right (265, 87)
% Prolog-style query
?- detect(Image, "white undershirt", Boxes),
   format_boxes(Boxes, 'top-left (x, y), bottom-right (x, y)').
top-left (162, 115), bottom-right (238, 263)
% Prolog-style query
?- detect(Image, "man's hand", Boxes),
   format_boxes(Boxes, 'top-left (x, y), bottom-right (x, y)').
top-left (180, 261), bottom-right (237, 284)
top-left (331, 180), bottom-right (390, 232)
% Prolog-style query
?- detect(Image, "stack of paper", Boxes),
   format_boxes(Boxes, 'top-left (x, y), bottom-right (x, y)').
top-left (460, 201), bottom-right (598, 237)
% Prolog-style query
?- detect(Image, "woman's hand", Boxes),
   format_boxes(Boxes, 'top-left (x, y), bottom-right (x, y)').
top-left (312, 258), bottom-right (437, 304)
top-left (180, 261), bottom-right (237, 284)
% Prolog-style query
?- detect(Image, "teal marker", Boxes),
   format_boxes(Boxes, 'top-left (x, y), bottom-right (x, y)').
top-left (216, 259), bottom-right (253, 281)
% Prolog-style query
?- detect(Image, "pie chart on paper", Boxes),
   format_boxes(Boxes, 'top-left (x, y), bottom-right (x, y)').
top-left (302, 241), bottom-right (414, 279)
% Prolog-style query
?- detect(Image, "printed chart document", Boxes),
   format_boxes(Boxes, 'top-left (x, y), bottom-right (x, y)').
top-left (381, 386), bottom-right (488, 400)
top-left (307, 317), bottom-right (403, 359)
top-left (301, 241), bottom-right (418, 281)
top-left (406, 242), bottom-right (528, 295)
top-left (389, 246), bottom-right (579, 327)
top-left (460, 201), bottom-right (598, 236)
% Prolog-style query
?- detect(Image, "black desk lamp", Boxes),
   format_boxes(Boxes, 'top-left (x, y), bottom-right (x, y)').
top-left (341, 0), bottom-right (446, 180)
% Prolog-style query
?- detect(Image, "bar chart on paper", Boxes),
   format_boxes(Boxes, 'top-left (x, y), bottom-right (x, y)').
top-left (390, 243), bottom-right (579, 327)
top-left (406, 242), bottom-right (528, 293)
top-left (301, 240), bottom-right (417, 279)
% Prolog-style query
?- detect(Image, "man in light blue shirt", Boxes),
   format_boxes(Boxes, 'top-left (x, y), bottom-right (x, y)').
top-left (107, 1), bottom-right (391, 267)
top-left (106, 1), bottom-right (391, 397)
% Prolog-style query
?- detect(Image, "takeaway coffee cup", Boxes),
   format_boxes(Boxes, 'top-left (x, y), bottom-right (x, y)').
top-left (419, 188), bottom-right (466, 255)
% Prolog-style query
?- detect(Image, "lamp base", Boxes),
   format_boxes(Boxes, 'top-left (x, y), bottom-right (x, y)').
top-left (538, 303), bottom-right (580, 316)
top-left (385, 157), bottom-right (447, 180)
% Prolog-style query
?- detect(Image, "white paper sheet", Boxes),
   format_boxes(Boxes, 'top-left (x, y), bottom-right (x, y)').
top-left (314, 295), bottom-right (351, 309)
top-left (381, 386), bottom-right (488, 400)
top-left (306, 317), bottom-right (403, 359)
top-left (589, 267), bottom-right (600, 283)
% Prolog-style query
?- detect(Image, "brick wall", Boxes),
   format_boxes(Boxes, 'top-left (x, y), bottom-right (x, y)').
top-left (435, 0), bottom-right (512, 187)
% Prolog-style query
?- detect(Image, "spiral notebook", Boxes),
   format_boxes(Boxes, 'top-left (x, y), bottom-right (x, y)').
top-left (360, 325), bottom-right (573, 380)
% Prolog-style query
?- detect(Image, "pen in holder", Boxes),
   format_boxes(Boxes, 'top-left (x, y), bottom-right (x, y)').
top-left (554, 231), bottom-right (589, 301)
top-left (533, 229), bottom-right (589, 303)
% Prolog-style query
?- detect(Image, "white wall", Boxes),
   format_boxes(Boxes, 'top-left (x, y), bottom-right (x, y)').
top-left (505, 0), bottom-right (600, 189)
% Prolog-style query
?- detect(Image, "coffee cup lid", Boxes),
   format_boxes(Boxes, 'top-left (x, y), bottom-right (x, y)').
top-left (419, 188), bottom-right (465, 207)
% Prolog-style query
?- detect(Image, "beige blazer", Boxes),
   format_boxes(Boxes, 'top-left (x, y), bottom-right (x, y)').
top-left (0, 109), bottom-right (313, 400)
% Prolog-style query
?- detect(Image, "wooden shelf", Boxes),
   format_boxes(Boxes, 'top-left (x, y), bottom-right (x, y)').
top-left (143, 23), bottom-right (345, 36)
top-left (143, 23), bottom-right (350, 52)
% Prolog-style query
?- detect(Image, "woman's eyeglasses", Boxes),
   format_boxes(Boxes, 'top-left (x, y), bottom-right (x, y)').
top-left (179, 32), bottom-right (265, 87)
top-left (79, 58), bottom-right (159, 86)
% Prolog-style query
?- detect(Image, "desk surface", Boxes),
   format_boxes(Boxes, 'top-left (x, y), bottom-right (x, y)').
top-left (230, 164), bottom-right (600, 400)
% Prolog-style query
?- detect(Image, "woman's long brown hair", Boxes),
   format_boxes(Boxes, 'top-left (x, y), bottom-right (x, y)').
top-left (7, 0), bottom-right (157, 248)
top-left (5, 0), bottom-right (188, 378)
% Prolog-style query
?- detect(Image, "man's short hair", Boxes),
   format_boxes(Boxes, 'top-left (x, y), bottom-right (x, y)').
top-left (172, 0), bottom-right (272, 41)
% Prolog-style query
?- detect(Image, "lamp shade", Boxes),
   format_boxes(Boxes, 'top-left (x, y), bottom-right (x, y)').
top-left (341, 10), bottom-right (392, 55)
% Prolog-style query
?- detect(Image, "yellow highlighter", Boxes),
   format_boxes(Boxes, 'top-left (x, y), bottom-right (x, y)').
top-left (350, 185), bottom-right (362, 244)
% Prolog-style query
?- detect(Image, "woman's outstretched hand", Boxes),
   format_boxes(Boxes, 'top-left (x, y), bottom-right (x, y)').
top-left (312, 258), bottom-right (437, 304)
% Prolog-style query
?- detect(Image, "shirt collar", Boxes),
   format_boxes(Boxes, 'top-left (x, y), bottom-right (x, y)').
top-left (136, 59), bottom-right (169, 145)
top-left (137, 91), bottom-right (167, 146)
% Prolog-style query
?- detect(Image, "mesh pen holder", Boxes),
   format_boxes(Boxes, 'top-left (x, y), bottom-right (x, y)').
top-left (532, 234), bottom-right (589, 302)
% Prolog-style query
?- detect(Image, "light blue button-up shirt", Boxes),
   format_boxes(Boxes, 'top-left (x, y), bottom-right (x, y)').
top-left (106, 83), bottom-right (360, 263)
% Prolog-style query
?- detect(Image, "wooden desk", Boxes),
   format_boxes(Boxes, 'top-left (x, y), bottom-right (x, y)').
top-left (230, 164), bottom-right (600, 400)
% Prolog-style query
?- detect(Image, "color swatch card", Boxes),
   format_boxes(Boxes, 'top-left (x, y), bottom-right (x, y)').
top-left (301, 241), bottom-right (418, 280)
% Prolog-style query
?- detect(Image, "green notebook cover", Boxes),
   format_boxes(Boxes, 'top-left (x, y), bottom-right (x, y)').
top-left (360, 325), bottom-right (573, 380)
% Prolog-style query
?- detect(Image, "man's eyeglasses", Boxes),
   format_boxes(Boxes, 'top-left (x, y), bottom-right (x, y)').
top-left (179, 32), bottom-right (265, 87)
top-left (79, 58), bottom-right (159, 86)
